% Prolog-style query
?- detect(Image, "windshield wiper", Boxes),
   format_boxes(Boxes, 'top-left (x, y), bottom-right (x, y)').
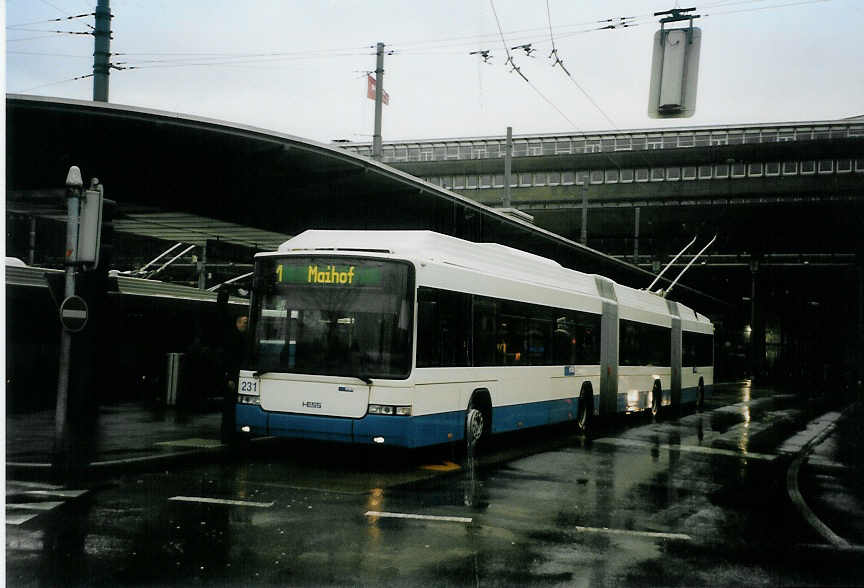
top-left (355, 374), bottom-right (373, 385)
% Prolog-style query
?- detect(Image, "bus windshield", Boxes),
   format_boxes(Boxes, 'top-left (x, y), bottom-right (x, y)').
top-left (250, 256), bottom-right (414, 379)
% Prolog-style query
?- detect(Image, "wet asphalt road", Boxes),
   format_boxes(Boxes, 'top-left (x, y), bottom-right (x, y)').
top-left (7, 384), bottom-right (861, 587)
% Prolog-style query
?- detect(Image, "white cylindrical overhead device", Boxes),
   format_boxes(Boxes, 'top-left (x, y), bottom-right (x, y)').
top-left (659, 29), bottom-right (687, 114)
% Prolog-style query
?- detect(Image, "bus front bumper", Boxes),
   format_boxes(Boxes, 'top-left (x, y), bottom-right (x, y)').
top-left (235, 404), bottom-right (463, 449)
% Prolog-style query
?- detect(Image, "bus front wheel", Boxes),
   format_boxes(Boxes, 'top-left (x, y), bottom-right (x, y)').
top-left (466, 407), bottom-right (485, 449)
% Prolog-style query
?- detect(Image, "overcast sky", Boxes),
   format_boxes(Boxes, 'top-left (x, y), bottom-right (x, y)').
top-left (5, 0), bottom-right (863, 143)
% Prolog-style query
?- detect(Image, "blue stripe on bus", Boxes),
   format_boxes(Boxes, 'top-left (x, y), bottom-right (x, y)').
top-left (235, 404), bottom-right (464, 448)
top-left (492, 397), bottom-right (582, 433)
top-left (236, 386), bottom-right (712, 448)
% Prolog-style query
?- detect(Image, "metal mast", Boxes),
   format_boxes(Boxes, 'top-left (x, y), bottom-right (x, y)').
top-left (92, 0), bottom-right (111, 102)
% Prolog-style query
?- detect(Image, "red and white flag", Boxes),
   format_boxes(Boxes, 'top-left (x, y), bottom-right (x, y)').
top-left (367, 74), bottom-right (389, 105)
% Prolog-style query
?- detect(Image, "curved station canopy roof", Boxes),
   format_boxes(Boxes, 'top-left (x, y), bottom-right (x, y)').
top-left (5, 94), bottom-right (721, 309)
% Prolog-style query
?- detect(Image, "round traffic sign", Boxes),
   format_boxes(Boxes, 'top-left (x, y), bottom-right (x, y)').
top-left (59, 295), bottom-right (89, 332)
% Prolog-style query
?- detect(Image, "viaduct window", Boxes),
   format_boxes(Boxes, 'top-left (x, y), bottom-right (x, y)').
top-left (748, 163), bottom-right (763, 177)
top-left (513, 141), bottom-right (527, 156)
top-left (698, 165), bottom-right (713, 179)
top-left (666, 167), bottom-right (681, 181)
top-left (782, 161), bottom-right (798, 175)
top-left (837, 159), bottom-right (852, 173)
top-left (620, 169), bottom-right (634, 183)
top-left (682, 166), bottom-right (697, 180)
top-left (715, 164), bottom-right (730, 178)
top-left (615, 138), bottom-right (631, 151)
top-left (818, 160), bottom-right (833, 174)
top-left (636, 168), bottom-right (650, 182)
top-left (766, 162), bottom-right (780, 176)
top-left (800, 160), bottom-right (816, 175)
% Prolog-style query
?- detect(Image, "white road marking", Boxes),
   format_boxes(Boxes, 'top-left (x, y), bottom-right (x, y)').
top-left (6, 481), bottom-right (62, 491)
top-left (6, 513), bottom-right (40, 526)
top-left (365, 511), bottom-right (473, 524)
top-left (572, 525), bottom-right (692, 541)
top-left (156, 438), bottom-right (224, 449)
top-left (593, 437), bottom-right (777, 461)
top-left (6, 501), bottom-right (65, 511)
top-left (169, 496), bottom-right (274, 508)
top-left (24, 489), bottom-right (89, 498)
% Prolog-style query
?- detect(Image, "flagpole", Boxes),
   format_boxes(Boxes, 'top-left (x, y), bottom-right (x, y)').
top-left (372, 42), bottom-right (384, 160)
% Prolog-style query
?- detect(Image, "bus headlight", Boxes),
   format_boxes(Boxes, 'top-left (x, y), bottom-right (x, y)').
top-left (368, 404), bottom-right (411, 416)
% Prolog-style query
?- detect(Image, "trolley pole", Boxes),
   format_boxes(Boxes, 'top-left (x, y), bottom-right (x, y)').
top-left (54, 167), bottom-right (84, 474)
top-left (92, 0), bottom-right (111, 102)
top-left (372, 42), bottom-right (385, 160)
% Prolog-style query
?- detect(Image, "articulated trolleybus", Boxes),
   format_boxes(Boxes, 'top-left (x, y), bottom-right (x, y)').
top-left (236, 230), bottom-right (713, 449)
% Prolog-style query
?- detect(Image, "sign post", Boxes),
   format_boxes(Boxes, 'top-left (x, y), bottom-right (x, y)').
top-left (54, 166), bottom-right (84, 477)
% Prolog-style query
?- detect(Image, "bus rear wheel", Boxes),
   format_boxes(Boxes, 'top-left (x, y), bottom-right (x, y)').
top-left (696, 378), bottom-right (705, 411)
top-left (650, 380), bottom-right (662, 417)
top-left (577, 382), bottom-right (593, 434)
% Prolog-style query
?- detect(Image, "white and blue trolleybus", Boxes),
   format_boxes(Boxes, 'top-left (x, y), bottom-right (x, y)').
top-left (236, 230), bottom-right (713, 448)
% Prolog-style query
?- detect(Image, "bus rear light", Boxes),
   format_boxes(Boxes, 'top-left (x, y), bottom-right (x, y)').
top-left (368, 404), bottom-right (411, 416)
top-left (238, 394), bottom-right (261, 405)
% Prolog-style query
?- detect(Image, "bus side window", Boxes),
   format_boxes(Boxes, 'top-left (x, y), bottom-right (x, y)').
top-left (417, 287), bottom-right (471, 367)
top-left (473, 298), bottom-right (497, 367)
top-left (416, 293), bottom-right (440, 367)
